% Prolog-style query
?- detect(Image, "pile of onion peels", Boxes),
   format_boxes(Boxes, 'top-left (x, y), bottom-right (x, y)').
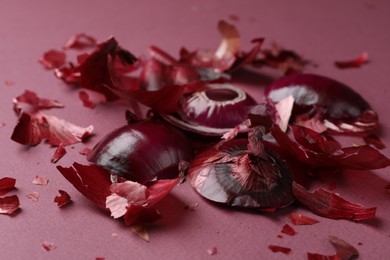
top-left (18, 21), bottom-right (389, 231)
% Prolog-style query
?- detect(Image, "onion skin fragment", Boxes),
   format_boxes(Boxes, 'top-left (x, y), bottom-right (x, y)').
top-left (189, 138), bottom-right (294, 209)
top-left (292, 182), bottom-right (376, 221)
top-left (87, 121), bottom-right (194, 184)
top-left (265, 73), bottom-right (378, 134)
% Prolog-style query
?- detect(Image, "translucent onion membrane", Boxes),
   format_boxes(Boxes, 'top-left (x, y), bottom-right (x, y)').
top-left (264, 73), bottom-right (378, 134)
top-left (87, 121), bottom-right (194, 184)
top-left (161, 83), bottom-right (257, 136)
top-left (189, 138), bottom-right (294, 209)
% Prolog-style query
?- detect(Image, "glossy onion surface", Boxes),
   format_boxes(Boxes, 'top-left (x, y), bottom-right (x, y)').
top-left (265, 73), bottom-right (371, 119)
top-left (189, 139), bottom-right (294, 208)
top-left (88, 121), bottom-right (194, 184)
top-left (162, 83), bottom-right (257, 136)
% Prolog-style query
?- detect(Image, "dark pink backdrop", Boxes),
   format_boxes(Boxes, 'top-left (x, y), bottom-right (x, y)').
top-left (1, 0), bottom-right (389, 259)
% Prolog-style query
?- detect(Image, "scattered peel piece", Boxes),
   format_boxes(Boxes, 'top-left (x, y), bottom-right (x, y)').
top-left (268, 245), bottom-right (292, 255)
top-left (335, 52), bottom-right (368, 69)
top-left (269, 124), bottom-right (390, 170)
top-left (329, 236), bottom-right (359, 260)
top-left (0, 177), bottom-right (16, 196)
top-left (32, 175), bottom-right (49, 186)
top-left (292, 182), bottom-right (376, 221)
top-left (57, 163), bottom-right (180, 225)
top-left (13, 90), bottom-right (64, 112)
top-left (51, 144), bottom-right (67, 163)
top-left (363, 134), bottom-right (386, 149)
top-left (307, 252), bottom-right (338, 260)
top-left (78, 90), bottom-right (106, 109)
top-left (0, 195), bottom-right (20, 215)
top-left (129, 225), bottom-right (150, 242)
top-left (79, 147), bottom-right (92, 156)
top-left (289, 213), bottom-right (319, 225)
top-left (253, 42), bottom-right (313, 74)
top-left (39, 50), bottom-right (66, 70)
top-left (27, 192), bottom-right (39, 202)
top-left (308, 236), bottom-right (358, 260)
top-left (207, 246), bottom-right (218, 256)
top-left (11, 111), bottom-right (94, 146)
top-left (54, 190), bottom-right (72, 207)
top-left (4, 79), bottom-right (15, 86)
top-left (185, 202), bottom-right (199, 211)
top-left (281, 224), bottom-right (296, 236)
top-left (42, 241), bottom-right (56, 251)
top-left (64, 33), bottom-right (97, 50)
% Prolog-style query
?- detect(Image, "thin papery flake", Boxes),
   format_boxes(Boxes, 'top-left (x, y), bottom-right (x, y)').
top-left (57, 162), bottom-right (179, 225)
top-left (307, 252), bottom-right (338, 260)
top-left (72, 37), bottom-right (137, 101)
top-left (32, 175), bottom-right (49, 186)
top-left (54, 190), bottom-right (72, 207)
top-left (253, 42), bottom-right (313, 74)
top-left (363, 134), bottom-right (386, 149)
top-left (27, 192), bottom-right (40, 202)
top-left (51, 144), bottom-right (67, 163)
top-left (39, 50), bottom-right (66, 70)
top-left (292, 182), bottom-right (376, 221)
top-left (268, 245), bottom-right (292, 255)
top-left (11, 111), bottom-right (93, 146)
top-left (329, 236), bottom-right (359, 260)
top-left (57, 163), bottom-right (112, 210)
top-left (178, 20), bottom-right (262, 72)
top-left (130, 225), bottom-right (150, 242)
top-left (13, 90), bottom-right (64, 112)
top-left (78, 90), bottom-right (106, 108)
top-left (42, 241), bottom-right (56, 251)
top-left (281, 224), bottom-right (296, 236)
top-left (207, 246), bottom-right (218, 256)
top-left (0, 195), bottom-right (20, 215)
top-left (335, 52), bottom-right (368, 69)
top-left (269, 125), bottom-right (390, 170)
top-left (289, 212), bottom-right (319, 225)
top-left (0, 177), bottom-right (16, 196)
top-left (307, 236), bottom-right (358, 260)
top-left (106, 181), bottom-right (148, 218)
top-left (179, 20), bottom-right (240, 72)
top-left (64, 33), bottom-right (97, 50)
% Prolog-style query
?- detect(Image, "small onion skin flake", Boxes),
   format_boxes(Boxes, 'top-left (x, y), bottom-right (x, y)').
top-left (0, 177), bottom-right (16, 196)
top-left (54, 190), bottom-right (72, 207)
top-left (0, 195), bottom-right (20, 215)
top-left (335, 52), bottom-right (368, 69)
top-left (265, 73), bottom-right (378, 134)
top-left (268, 245), bottom-right (292, 255)
top-left (292, 182), bottom-right (376, 221)
top-left (289, 213), bottom-right (319, 225)
top-left (189, 137), bottom-right (294, 209)
top-left (87, 121), bottom-right (194, 184)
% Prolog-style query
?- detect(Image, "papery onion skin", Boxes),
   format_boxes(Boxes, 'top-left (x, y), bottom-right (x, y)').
top-left (87, 121), bottom-right (194, 184)
top-left (265, 73), bottom-right (372, 120)
top-left (189, 138), bottom-right (294, 208)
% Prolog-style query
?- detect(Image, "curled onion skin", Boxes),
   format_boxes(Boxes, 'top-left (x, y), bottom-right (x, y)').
top-left (87, 121), bottom-right (194, 184)
top-left (189, 138), bottom-right (294, 208)
top-left (264, 73), bottom-right (378, 134)
top-left (265, 73), bottom-right (370, 118)
top-left (162, 83), bottom-right (257, 136)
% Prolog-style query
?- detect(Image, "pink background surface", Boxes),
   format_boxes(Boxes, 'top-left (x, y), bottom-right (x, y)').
top-left (1, 0), bottom-right (389, 259)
